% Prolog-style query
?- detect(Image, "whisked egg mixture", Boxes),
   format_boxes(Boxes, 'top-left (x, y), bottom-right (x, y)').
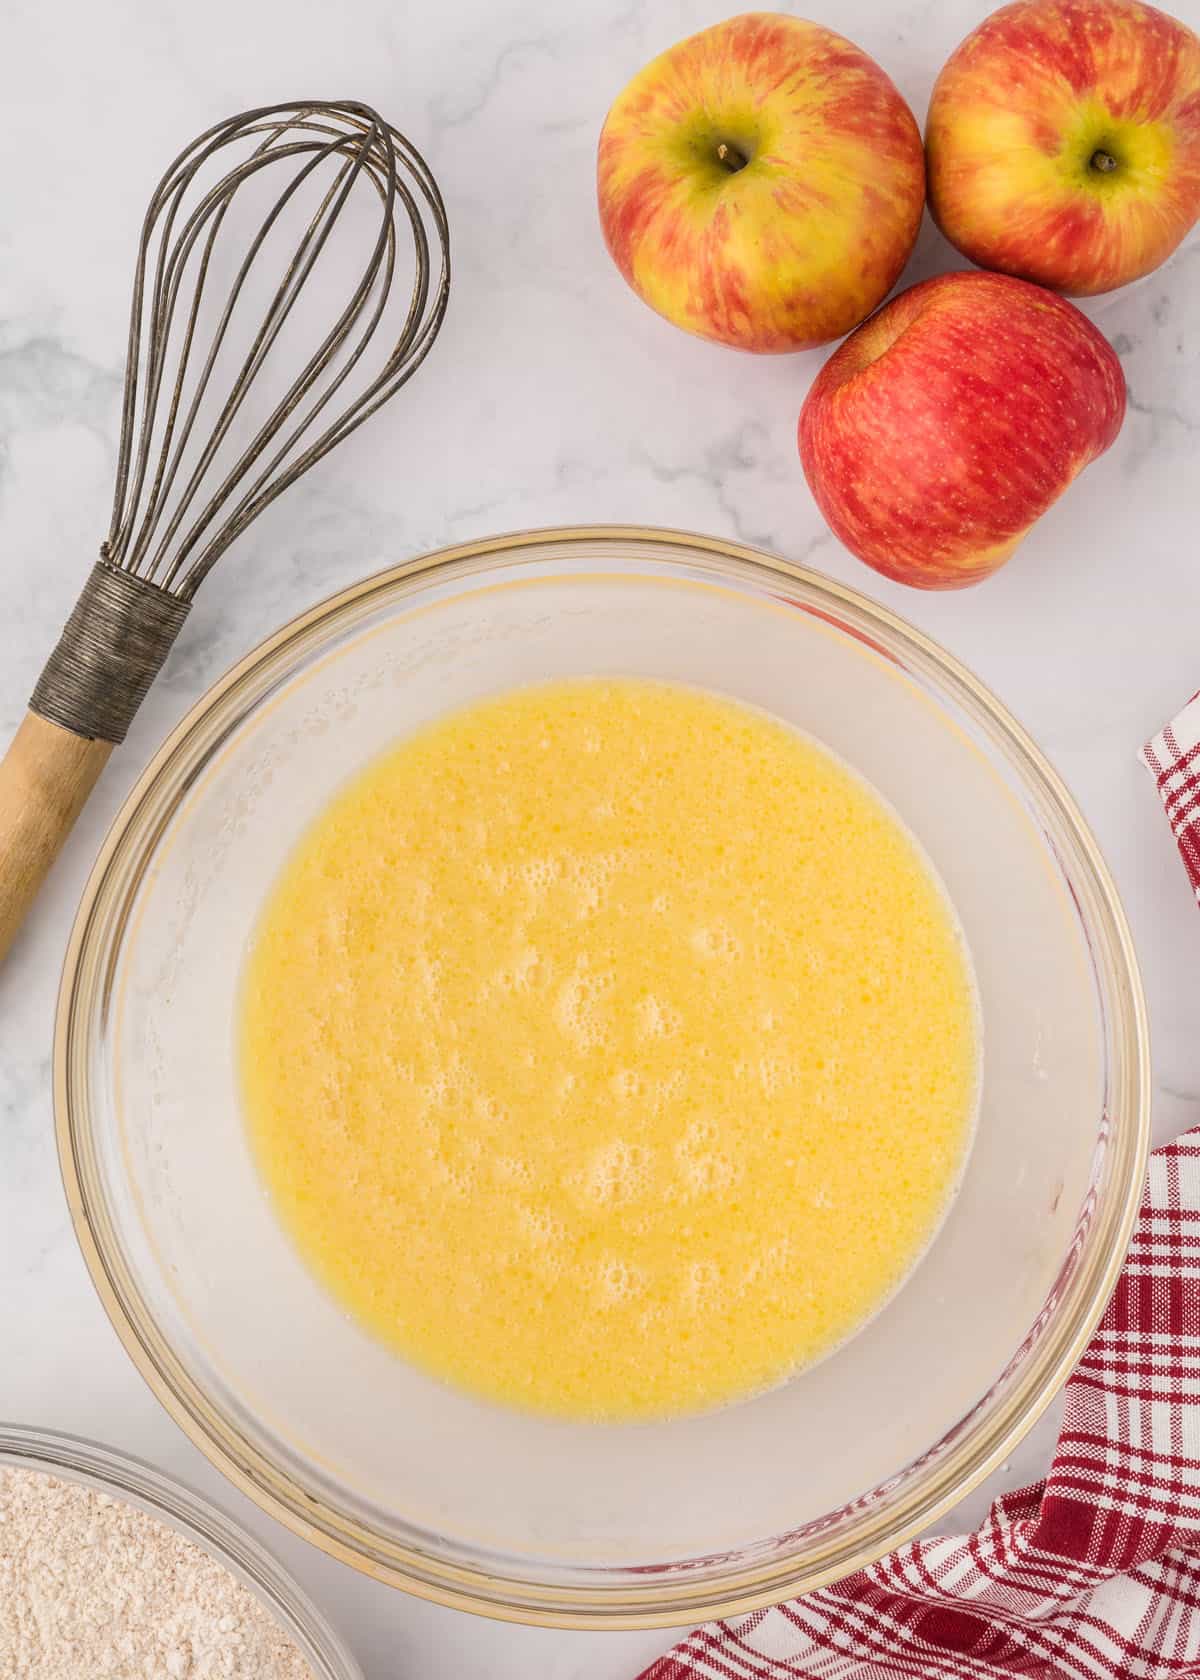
top-left (240, 678), bottom-right (978, 1419)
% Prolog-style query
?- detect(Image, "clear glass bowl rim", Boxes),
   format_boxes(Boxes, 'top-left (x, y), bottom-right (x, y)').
top-left (55, 523), bottom-right (1151, 1629)
top-left (0, 1421), bottom-right (363, 1677)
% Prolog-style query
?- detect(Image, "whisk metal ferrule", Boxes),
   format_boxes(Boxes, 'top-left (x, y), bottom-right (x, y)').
top-left (30, 563), bottom-right (191, 745)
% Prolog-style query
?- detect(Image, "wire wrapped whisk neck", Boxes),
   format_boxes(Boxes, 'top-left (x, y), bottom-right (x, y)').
top-left (31, 100), bottom-right (449, 745)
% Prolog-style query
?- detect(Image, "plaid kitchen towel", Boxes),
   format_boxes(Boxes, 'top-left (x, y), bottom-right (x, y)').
top-left (640, 1128), bottom-right (1200, 1680)
top-left (1142, 691), bottom-right (1200, 907)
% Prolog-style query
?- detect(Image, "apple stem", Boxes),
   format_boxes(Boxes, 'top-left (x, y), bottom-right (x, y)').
top-left (1089, 148), bottom-right (1118, 174)
top-left (715, 140), bottom-right (748, 173)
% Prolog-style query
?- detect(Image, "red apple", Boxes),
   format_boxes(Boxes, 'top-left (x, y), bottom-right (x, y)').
top-left (597, 13), bottom-right (925, 352)
top-left (797, 271), bottom-right (1126, 589)
top-left (927, 0), bottom-right (1200, 295)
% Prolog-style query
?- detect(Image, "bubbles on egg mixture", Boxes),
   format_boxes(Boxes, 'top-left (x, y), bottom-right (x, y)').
top-left (240, 678), bottom-right (979, 1420)
top-left (634, 993), bottom-right (680, 1040)
top-left (690, 921), bottom-right (742, 962)
top-left (552, 962), bottom-right (617, 1051)
top-left (565, 1137), bottom-right (651, 1211)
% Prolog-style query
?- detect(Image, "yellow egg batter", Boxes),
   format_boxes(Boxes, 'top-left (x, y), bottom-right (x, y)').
top-left (240, 679), bottom-right (978, 1420)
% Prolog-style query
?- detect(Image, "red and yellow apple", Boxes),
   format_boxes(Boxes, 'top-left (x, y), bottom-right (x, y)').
top-left (927, 0), bottom-right (1200, 295)
top-left (597, 13), bottom-right (925, 352)
top-left (797, 271), bottom-right (1126, 589)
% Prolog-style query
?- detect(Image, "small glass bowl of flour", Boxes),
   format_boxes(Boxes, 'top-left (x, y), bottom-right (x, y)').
top-left (0, 1424), bottom-right (361, 1679)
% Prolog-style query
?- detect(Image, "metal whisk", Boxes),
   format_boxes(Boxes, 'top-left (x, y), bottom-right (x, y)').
top-left (0, 100), bottom-right (450, 961)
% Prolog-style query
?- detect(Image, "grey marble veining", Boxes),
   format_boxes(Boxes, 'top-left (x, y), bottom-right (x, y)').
top-left (2, 1), bottom-right (1199, 1675)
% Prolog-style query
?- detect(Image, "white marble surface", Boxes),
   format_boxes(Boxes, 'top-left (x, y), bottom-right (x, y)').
top-left (2, 0), bottom-right (1199, 1673)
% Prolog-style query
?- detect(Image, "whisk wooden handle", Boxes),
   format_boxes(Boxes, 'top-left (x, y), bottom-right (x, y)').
top-left (0, 564), bottom-right (189, 966)
top-left (0, 714), bottom-right (113, 963)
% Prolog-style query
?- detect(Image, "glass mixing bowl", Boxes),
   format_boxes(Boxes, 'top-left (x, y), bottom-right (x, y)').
top-left (0, 1423), bottom-right (362, 1677)
top-left (57, 526), bottom-right (1149, 1628)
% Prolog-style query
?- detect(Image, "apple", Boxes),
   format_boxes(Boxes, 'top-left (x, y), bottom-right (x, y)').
top-left (797, 271), bottom-right (1126, 589)
top-left (596, 13), bottom-right (925, 352)
top-left (926, 0), bottom-right (1200, 296)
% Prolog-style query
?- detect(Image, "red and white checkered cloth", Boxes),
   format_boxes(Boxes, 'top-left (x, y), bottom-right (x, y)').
top-left (639, 695), bottom-right (1200, 1680)
top-left (641, 1131), bottom-right (1200, 1680)
top-left (1142, 692), bottom-right (1200, 908)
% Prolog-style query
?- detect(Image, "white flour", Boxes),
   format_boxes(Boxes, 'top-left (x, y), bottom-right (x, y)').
top-left (0, 1464), bottom-right (317, 1679)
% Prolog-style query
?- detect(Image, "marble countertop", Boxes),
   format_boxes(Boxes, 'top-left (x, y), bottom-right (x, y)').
top-left (2, 0), bottom-right (1198, 1674)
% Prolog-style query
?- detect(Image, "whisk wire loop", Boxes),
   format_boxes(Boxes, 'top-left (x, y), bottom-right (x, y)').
top-left (31, 99), bottom-right (448, 744)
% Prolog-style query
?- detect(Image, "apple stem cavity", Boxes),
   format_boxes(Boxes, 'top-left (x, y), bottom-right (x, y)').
top-left (715, 140), bottom-right (749, 174)
top-left (1089, 148), bottom-right (1119, 174)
